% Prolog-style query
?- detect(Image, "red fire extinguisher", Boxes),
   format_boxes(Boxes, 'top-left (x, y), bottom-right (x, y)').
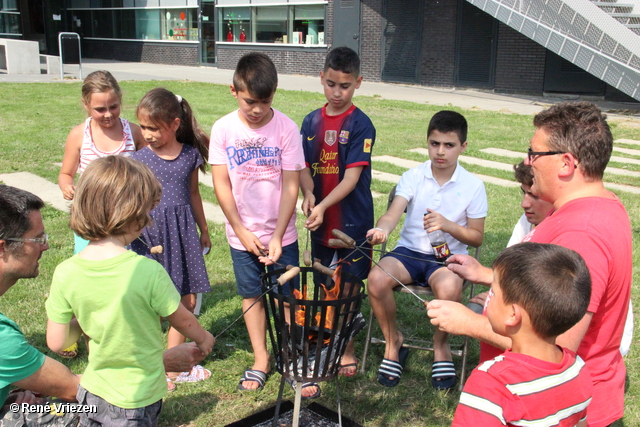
top-left (240, 29), bottom-right (246, 42)
top-left (227, 28), bottom-right (233, 42)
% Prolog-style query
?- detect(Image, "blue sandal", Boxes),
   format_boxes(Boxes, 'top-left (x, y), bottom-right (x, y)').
top-left (377, 346), bottom-right (409, 387)
top-left (432, 361), bottom-right (456, 390)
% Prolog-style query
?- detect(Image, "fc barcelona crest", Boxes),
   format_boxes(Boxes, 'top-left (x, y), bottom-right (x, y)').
top-left (324, 130), bottom-right (337, 146)
top-left (339, 130), bottom-right (349, 144)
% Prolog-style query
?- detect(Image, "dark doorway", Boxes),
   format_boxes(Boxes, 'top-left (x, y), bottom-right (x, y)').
top-left (543, 50), bottom-right (605, 95)
top-left (455, 0), bottom-right (497, 88)
top-left (381, 0), bottom-right (423, 83)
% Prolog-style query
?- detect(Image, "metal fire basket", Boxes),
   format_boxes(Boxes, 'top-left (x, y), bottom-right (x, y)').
top-left (262, 266), bottom-right (366, 427)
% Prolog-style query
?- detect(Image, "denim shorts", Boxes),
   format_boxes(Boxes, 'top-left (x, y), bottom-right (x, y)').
top-left (230, 241), bottom-right (299, 298)
top-left (312, 239), bottom-right (372, 281)
top-left (383, 246), bottom-right (444, 287)
top-left (76, 385), bottom-right (162, 427)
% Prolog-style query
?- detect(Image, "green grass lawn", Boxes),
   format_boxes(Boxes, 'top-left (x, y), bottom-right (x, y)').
top-left (0, 81), bottom-right (638, 426)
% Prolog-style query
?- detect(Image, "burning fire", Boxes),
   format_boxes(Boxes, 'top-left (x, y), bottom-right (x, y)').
top-left (293, 265), bottom-right (342, 344)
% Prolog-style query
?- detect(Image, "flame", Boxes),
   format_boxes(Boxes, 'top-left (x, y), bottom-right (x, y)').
top-left (292, 265), bottom-right (343, 345)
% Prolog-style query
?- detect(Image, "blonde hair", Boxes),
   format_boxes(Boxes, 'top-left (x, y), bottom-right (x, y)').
top-left (81, 70), bottom-right (122, 106)
top-left (70, 156), bottom-right (162, 240)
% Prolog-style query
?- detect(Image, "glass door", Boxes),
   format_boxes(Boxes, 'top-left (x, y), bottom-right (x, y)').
top-left (200, 0), bottom-right (216, 65)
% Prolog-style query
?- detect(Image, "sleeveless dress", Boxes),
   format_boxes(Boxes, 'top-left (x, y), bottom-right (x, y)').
top-left (74, 117), bottom-right (136, 254)
top-left (130, 145), bottom-right (211, 296)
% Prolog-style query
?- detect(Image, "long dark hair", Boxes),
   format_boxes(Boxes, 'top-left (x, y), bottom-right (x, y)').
top-left (137, 88), bottom-right (209, 172)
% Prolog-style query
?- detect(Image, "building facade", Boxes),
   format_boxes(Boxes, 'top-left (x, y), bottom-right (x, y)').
top-left (2, 0), bottom-right (634, 101)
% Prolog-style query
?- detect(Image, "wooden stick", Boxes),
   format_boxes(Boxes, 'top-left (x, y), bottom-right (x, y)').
top-left (277, 267), bottom-right (301, 285)
top-left (331, 229), bottom-right (355, 248)
top-left (313, 261), bottom-right (335, 276)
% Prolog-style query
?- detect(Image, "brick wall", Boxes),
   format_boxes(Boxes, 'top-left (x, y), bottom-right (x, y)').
top-left (216, 46), bottom-right (328, 76)
top-left (419, 0), bottom-right (458, 87)
top-left (82, 40), bottom-right (199, 66)
top-left (494, 23), bottom-right (546, 95)
top-left (360, 0), bottom-right (383, 82)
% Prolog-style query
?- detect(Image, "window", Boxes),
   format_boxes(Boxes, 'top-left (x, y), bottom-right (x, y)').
top-left (220, 6), bottom-right (250, 43)
top-left (217, 4), bottom-right (325, 45)
top-left (255, 6), bottom-right (286, 43)
top-left (0, 0), bottom-right (20, 35)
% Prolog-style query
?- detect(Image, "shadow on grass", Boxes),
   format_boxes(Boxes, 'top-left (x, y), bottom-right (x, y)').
top-left (159, 390), bottom-right (219, 426)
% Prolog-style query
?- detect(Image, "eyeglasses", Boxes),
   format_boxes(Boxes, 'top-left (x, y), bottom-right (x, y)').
top-left (5, 233), bottom-right (49, 245)
top-left (527, 147), bottom-right (565, 162)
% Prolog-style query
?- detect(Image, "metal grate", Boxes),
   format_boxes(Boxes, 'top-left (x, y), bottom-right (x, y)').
top-left (468, 0), bottom-right (640, 100)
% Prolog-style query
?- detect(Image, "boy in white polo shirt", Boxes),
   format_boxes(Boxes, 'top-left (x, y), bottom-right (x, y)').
top-left (366, 110), bottom-right (487, 390)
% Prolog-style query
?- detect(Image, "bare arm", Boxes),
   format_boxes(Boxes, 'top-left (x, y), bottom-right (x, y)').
top-left (12, 357), bottom-right (80, 402)
top-left (305, 166), bottom-right (364, 231)
top-left (446, 254), bottom-right (494, 286)
top-left (58, 125), bottom-right (84, 200)
top-left (162, 342), bottom-right (205, 373)
top-left (46, 318), bottom-right (82, 354)
top-left (190, 169), bottom-right (211, 251)
top-left (262, 170), bottom-right (300, 264)
top-left (556, 312), bottom-right (593, 352)
top-left (130, 123), bottom-right (147, 150)
top-left (365, 195), bottom-right (409, 245)
top-left (211, 164), bottom-right (263, 256)
top-left (300, 167), bottom-right (315, 217)
top-left (165, 304), bottom-right (214, 356)
top-left (426, 300), bottom-right (512, 350)
top-left (424, 211), bottom-right (485, 248)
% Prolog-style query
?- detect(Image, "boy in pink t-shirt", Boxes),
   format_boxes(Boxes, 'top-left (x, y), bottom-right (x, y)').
top-left (209, 53), bottom-right (306, 395)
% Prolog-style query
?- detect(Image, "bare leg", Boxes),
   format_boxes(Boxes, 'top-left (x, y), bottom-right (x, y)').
top-left (339, 339), bottom-right (358, 376)
top-left (167, 294), bottom-right (198, 379)
top-left (240, 296), bottom-right (270, 390)
top-left (429, 268), bottom-right (463, 368)
top-left (367, 258), bottom-right (413, 370)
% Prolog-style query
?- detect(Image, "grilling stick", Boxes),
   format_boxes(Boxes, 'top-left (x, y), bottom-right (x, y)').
top-left (214, 266), bottom-right (300, 339)
top-left (328, 238), bottom-right (446, 266)
top-left (330, 229), bottom-right (429, 303)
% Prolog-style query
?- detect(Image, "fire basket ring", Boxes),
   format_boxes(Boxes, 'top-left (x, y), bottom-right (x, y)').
top-left (261, 265), bottom-right (367, 426)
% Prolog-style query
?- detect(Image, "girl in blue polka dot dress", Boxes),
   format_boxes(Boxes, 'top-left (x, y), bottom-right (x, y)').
top-left (131, 88), bottom-right (212, 389)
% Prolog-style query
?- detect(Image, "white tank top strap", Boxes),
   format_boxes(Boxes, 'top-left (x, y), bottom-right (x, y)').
top-left (78, 117), bottom-right (136, 173)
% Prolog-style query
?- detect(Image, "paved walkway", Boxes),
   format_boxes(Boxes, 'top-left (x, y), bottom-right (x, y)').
top-left (3, 59), bottom-right (640, 116)
top-left (2, 59), bottom-right (639, 220)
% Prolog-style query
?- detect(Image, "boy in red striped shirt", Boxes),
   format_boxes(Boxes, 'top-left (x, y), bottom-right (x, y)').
top-left (452, 242), bottom-right (593, 426)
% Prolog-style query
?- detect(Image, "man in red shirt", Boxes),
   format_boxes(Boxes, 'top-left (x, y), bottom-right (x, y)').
top-left (428, 102), bottom-right (632, 427)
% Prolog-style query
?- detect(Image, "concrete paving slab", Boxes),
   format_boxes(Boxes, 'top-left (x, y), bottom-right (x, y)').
top-left (613, 146), bottom-right (640, 156)
top-left (409, 148), bottom-right (515, 172)
top-left (372, 170), bottom-right (401, 184)
top-left (373, 155), bottom-right (421, 169)
top-left (373, 153), bottom-right (518, 187)
top-left (199, 170), bottom-right (213, 187)
top-left (477, 148), bottom-right (640, 177)
top-left (202, 201), bottom-right (226, 224)
top-left (0, 172), bottom-right (70, 212)
top-left (481, 148), bottom-right (640, 166)
top-left (615, 139), bottom-right (640, 146)
top-left (605, 182), bottom-right (640, 194)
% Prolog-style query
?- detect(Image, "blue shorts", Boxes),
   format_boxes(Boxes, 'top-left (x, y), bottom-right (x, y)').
top-left (312, 239), bottom-right (372, 281)
top-left (230, 241), bottom-right (299, 298)
top-left (383, 246), bottom-right (443, 287)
